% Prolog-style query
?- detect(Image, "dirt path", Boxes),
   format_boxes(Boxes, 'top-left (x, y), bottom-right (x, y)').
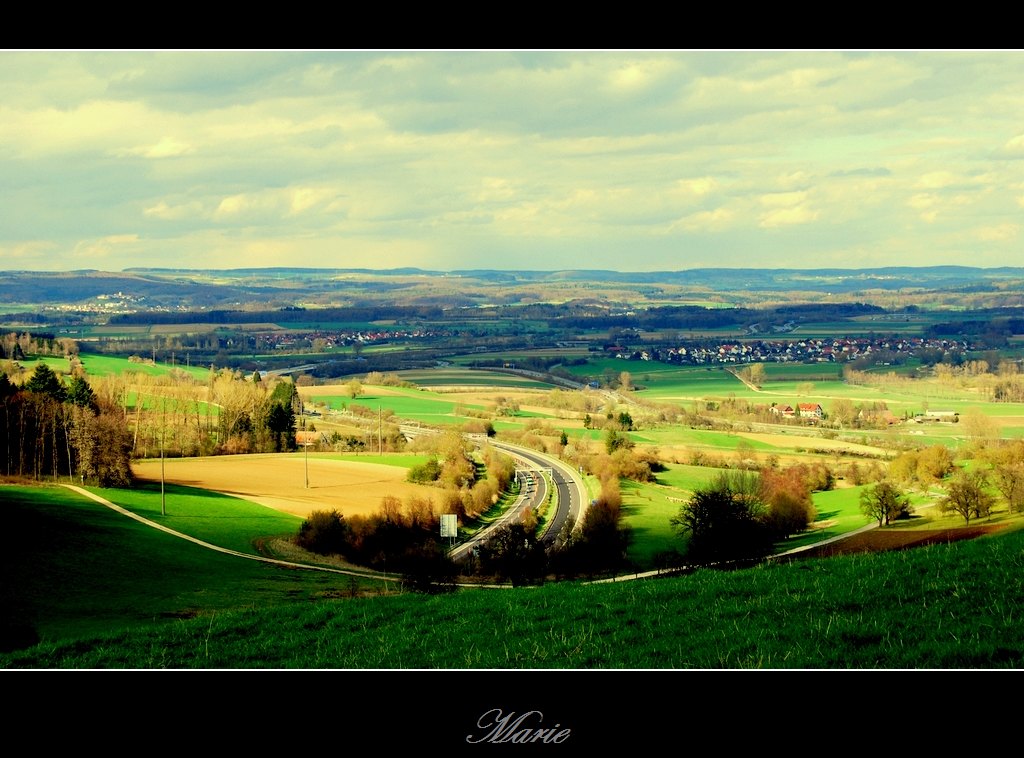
top-left (59, 484), bottom-right (387, 580)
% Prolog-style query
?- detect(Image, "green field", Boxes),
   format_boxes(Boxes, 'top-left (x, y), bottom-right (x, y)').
top-left (314, 390), bottom-right (485, 427)
top-left (312, 384), bottom-right (553, 428)
top-left (619, 465), bottom-right (875, 568)
top-left (18, 353), bottom-right (216, 381)
top-left (5, 481), bottom-right (1023, 669)
top-left (94, 482), bottom-right (303, 555)
top-left (0, 484), bottom-right (367, 645)
top-left (396, 367), bottom-right (556, 389)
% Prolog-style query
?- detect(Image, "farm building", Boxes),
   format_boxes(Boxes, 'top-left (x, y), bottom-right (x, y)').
top-left (798, 403), bottom-right (824, 419)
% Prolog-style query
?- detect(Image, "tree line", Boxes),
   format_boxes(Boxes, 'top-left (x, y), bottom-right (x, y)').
top-left (0, 364), bottom-right (131, 487)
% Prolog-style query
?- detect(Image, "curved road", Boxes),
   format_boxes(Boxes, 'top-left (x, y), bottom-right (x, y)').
top-left (491, 440), bottom-right (587, 549)
top-left (447, 439), bottom-right (589, 563)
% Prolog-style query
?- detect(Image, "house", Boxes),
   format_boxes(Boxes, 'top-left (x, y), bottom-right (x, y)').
top-left (915, 410), bottom-right (959, 423)
top-left (770, 404), bottom-right (796, 418)
top-left (798, 403), bottom-right (824, 419)
top-left (860, 408), bottom-right (899, 425)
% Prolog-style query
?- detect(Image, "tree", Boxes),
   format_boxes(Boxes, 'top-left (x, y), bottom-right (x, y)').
top-left (670, 471), bottom-right (773, 565)
top-left (759, 465), bottom-right (816, 537)
top-left (26, 363), bottom-right (65, 401)
top-left (859, 481), bottom-right (912, 527)
top-left (65, 376), bottom-right (97, 410)
top-left (939, 469), bottom-right (995, 526)
top-left (267, 402), bottom-right (296, 452)
top-left (71, 402), bottom-right (133, 487)
top-left (888, 450), bottom-right (920, 487)
top-left (830, 398), bottom-right (856, 429)
top-left (477, 523), bottom-right (547, 586)
top-left (747, 363), bottom-right (766, 388)
top-left (296, 510), bottom-right (350, 555)
top-left (961, 407), bottom-right (999, 443)
top-left (556, 478), bottom-right (633, 576)
top-left (604, 427), bottom-right (632, 454)
top-left (916, 445), bottom-right (955, 492)
top-left (346, 379), bottom-right (364, 400)
top-left (992, 461), bottom-right (1024, 514)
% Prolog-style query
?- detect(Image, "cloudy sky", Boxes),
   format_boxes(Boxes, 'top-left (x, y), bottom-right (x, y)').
top-left (2, 50), bottom-right (1023, 273)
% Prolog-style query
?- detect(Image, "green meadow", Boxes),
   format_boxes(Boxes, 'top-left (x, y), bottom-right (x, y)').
top-left (0, 484), bottom-right (368, 646)
top-left (618, 465), bottom-right (875, 568)
top-left (314, 390), bottom-right (483, 426)
top-left (92, 482), bottom-right (304, 555)
top-left (312, 384), bottom-right (554, 428)
top-left (17, 353), bottom-right (214, 381)
top-left (396, 367), bottom-right (555, 389)
top-left (5, 479), bottom-right (1023, 669)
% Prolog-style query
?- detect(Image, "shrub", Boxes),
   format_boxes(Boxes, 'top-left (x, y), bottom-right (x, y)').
top-left (401, 544), bottom-right (459, 594)
top-left (407, 457), bottom-right (442, 484)
top-left (477, 523), bottom-right (547, 586)
top-left (296, 510), bottom-right (350, 556)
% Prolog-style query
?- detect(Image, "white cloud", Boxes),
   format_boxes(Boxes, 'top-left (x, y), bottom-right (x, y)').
top-left (606, 58), bottom-right (679, 93)
top-left (71, 234), bottom-right (140, 260)
top-left (143, 200), bottom-right (205, 220)
top-left (759, 206), bottom-right (818, 228)
top-left (976, 223), bottom-right (1019, 241)
top-left (0, 240), bottom-right (58, 263)
top-left (671, 207), bottom-right (735, 233)
top-left (4, 51), bottom-right (1024, 271)
top-left (908, 194), bottom-right (938, 210)
top-left (212, 187), bottom-right (341, 222)
top-left (760, 191), bottom-right (808, 208)
top-left (1002, 133), bottom-right (1024, 155)
top-left (672, 177), bottom-right (718, 198)
top-left (915, 171), bottom-right (957, 189)
top-left (117, 137), bottom-right (195, 159)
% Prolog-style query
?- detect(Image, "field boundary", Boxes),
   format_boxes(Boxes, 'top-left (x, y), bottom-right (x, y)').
top-left (58, 484), bottom-right (391, 581)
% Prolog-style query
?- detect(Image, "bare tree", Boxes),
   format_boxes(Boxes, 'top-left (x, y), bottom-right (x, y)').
top-left (939, 469), bottom-right (995, 526)
top-left (859, 480), bottom-right (912, 527)
top-left (992, 462), bottom-right (1024, 514)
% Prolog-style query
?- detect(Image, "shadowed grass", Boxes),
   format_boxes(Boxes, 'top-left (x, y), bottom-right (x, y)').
top-left (4, 522), bottom-right (1024, 668)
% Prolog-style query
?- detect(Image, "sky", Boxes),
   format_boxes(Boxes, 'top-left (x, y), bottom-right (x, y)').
top-left (2, 50), bottom-right (1023, 273)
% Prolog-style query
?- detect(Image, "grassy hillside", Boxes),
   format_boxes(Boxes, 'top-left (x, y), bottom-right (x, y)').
top-left (2, 483), bottom-right (1023, 669)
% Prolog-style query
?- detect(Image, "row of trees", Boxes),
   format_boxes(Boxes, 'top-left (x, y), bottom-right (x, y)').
top-left (1, 356), bottom-right (325, 485)
top-left (76, 366), bottom-right (305, 460)
top-left (295, 497), bottom-right (457, 592)
top-left (0, 364), bottom-right (132, 486)
top-left (860, 439), bottom-right (1024, 527)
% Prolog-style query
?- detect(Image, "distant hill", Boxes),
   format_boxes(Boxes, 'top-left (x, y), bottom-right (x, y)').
top-left (2, 266), bottom-right (1023, 312)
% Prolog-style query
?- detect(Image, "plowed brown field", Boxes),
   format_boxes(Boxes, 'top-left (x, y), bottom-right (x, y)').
top-left (133, 454), bottom-right (438, 518)
top-left (791, 524), bottom-right (1006, 559)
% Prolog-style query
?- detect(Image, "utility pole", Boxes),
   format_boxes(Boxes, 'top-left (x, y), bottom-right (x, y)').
top-left (378, 405), bottom-right (382, 456)
top-left (160, 397), bottom-right (166, 516)
top-left (303, 412), bottom-right (309, 489)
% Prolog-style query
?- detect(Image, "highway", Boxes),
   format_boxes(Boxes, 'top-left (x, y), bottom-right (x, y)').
top-left (446, 438), bottom-right (589, 563)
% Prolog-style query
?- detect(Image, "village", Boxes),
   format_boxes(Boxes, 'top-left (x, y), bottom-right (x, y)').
top-left (609, 335), bottom-right (973, 367)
